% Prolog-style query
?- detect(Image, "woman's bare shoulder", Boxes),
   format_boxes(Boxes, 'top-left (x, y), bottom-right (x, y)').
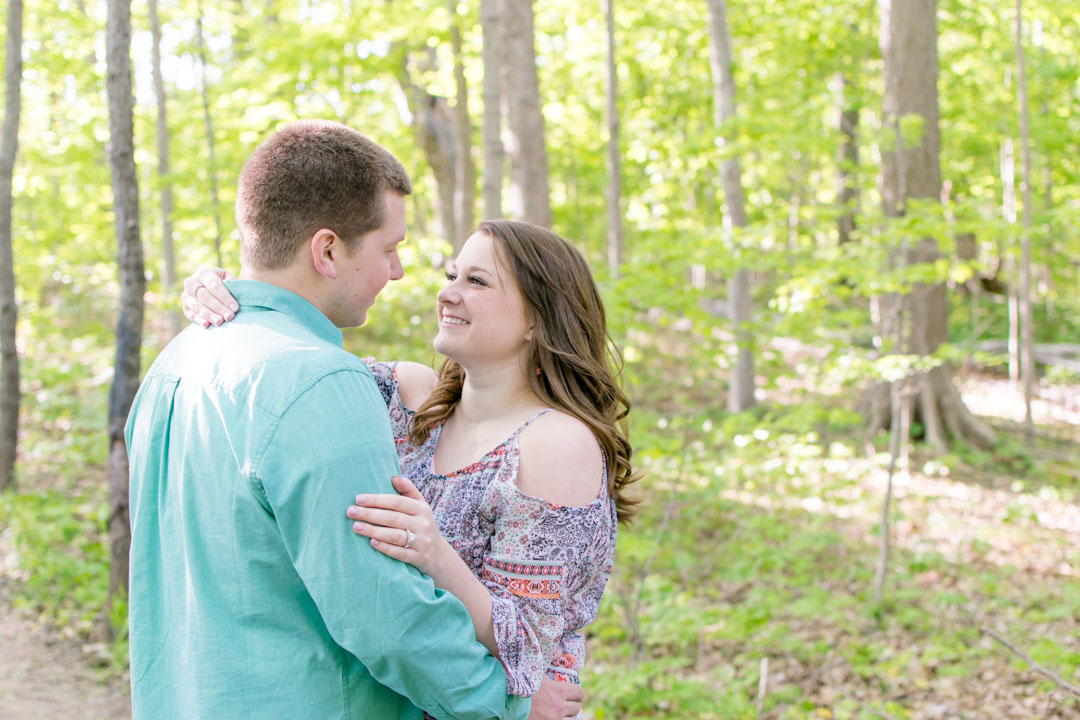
top-left (394, 361), bottom-right (438, 411)
top-left (516, 410), bottom-right (604, 507)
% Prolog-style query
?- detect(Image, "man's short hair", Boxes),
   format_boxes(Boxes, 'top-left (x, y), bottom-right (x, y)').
top-left (236, 120), bottom-right (412, 271)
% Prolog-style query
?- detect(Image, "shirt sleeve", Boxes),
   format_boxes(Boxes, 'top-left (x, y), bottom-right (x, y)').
top-left (256, 368), bottom-right (529, 720)
top-left (479, 486), bottom-right (611, 697)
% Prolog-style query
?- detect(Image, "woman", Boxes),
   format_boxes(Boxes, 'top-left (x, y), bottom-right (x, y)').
top-left (182, 220), bottom-right (638, 710)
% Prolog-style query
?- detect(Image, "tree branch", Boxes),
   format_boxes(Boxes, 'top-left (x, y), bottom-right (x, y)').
top-left (981, 626), bottom-right (1080, 700)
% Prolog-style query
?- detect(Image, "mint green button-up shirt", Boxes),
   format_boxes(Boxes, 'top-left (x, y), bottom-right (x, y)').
top-left (126, 280), bottom-right (529, 720)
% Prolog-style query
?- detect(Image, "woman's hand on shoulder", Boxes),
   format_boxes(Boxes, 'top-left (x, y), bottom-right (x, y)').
top-left (517, 412), bottom-right (604, 508)
top-left (394, 361), bottom-right (438, 411)
top-left (181, 267), bottom-right (238, 328)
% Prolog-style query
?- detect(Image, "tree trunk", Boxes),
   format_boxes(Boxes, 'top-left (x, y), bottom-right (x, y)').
top-left (480, 0), bottom-right (504, 220)
top-left (149, 0), bottom-right (179, 337)
top-left (704, 0), bottom-right (754, 412)
top-left (417, 91), bottom-right (459, 246)
top-left (448, 0), bottom-right (474, 249)
top-left (1014, 0), bottom-right (1034, 438)
top-left (603, 0), bottom-right (622, 273)
top-left (872, 0), bottom-right (994, 450)
top-left (1001, 138), bottom-right (1019, 384)
top-left (0, 0), bottom-right (22, 492)
top-left (396, 47), bottom-right (460, 248)
top-left (196, 2), bottom-right (223, 267)
top-left (835, 72), bottom-right (858, 245)
top-left (105, 0), bottom-right (146, 628)
top-left (503, 0), bottom-right (550, 227)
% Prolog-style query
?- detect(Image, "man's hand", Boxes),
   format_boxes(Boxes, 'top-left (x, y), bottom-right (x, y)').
top-left (526, 676), bottom-right (584, 719)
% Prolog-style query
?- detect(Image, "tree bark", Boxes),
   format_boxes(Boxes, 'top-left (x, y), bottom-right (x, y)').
top-left (704, 0), bottom-right (754, 412)
top-left (105, 0), bottom-right (146, 627)
top-left (0, 0), bottom-right (22, 492)
top-left (448, 0), bottom-right (474, 249)
top-left (196, 2), bottom-right (223, 267)
top-left (835, 72), bottom-right (858, 245)
top-left (149, 0), bottom-right (179, 337)
top-left (873, 0), bottom-right (994, 450)
top-left (604, 0), bottom-right (622, 273)
top-left (397, 48), bottom-right (460, 249)
top-left (503, 0), bottom-right (550, 227)
top-left (1001, 138), bottom-right (1020, 384)
top-left (1014, 0), bottom-right (1034, 438)
top-left (418, 91), bottom-right (459, 246)
top-left (479, 0), bottom-right (504, 220)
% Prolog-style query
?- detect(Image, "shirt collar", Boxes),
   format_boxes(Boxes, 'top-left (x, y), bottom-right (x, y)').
top-left (225, 279), bottom-right (343, 348)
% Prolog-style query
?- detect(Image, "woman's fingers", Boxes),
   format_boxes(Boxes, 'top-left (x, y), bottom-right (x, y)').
top-left (353, 492), bottom-right (419, 514)
top-left (180, 292), bottom-right (211, 328)
top-left (346, 505), bottom-right (415, 529)
top-left (352, 521), bottom-right (412, 548)
top-left (182, 267), bottom-right (239, 326)
top-left (197, 268), bottom-right (239, 312)
top-left (390, 474), bottom-right (425, 501)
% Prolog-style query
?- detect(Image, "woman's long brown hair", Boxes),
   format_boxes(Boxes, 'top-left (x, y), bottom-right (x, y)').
top-left (409, 220), bottom-right (640, 523)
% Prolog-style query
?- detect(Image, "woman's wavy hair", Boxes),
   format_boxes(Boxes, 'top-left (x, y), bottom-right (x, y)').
top-left (409, 220), bottom-right (640, 523)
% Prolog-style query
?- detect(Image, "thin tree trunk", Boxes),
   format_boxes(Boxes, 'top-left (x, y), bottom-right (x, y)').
top-left (448, 0), bottom-right (474, 249)
top-left (603, 0), bottom-right (622, 273)
top-left (417, 91), bottom-right (459, 246)
top-left (1001, 138), bottom-right (1020, 384)
top-left (0, 0), bottom-right (23, 492)
top-left (195, 3), bottom-right (223, 267)
top-left (704, 0), bottom-right (754, 412)
top-left (1014, 0), bottom-right (1034, 438)
top-left (835, 72), bottom-right (859, 245)
top-left (105, 0), bottom-right (146, 630)
top-left (503, 0), bottom-right (550, 227)
top-left (480, 0), bottom-right (504, 219)
top-left (149, 0), bottom-right (179, 337)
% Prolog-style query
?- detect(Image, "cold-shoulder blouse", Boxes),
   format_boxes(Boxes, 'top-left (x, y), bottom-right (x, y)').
top-left (364, 359), bottom-right (618, 698)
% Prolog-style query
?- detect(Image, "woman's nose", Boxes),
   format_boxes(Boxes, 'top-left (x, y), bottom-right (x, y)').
top-left (437, 284), bottom-right (459, 304)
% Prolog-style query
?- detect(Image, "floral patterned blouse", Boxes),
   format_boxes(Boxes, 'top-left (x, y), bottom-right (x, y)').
top-left (364, 359), bottom-right (618, 701)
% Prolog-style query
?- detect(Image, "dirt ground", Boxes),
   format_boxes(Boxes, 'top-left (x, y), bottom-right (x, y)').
top-left (0, 588), bottom-right (130, 720)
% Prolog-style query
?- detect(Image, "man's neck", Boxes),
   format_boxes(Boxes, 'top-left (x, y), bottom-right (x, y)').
top-left (239, 265), bottom-right (325, 316)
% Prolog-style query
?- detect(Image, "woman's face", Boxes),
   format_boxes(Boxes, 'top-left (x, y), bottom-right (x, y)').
top-left (433, 231), bottom-right (532, 372)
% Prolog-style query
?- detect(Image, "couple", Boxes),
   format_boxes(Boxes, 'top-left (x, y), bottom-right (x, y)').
top-left (125, 119), bottom-right (638, 719)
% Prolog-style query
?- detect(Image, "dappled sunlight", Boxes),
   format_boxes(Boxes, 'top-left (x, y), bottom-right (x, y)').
top-left (959, 374), bottom-right (1080, 436)
top-left (711, 444), bottom-right (1078, 577)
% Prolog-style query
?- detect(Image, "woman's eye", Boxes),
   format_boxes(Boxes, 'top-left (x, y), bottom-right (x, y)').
top-left (468, 276), bottom-right (486, 286)
top-left (445, 271), bottom-right (457, 281)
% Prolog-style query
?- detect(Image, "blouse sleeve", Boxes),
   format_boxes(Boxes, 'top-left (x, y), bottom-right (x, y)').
top-left (361, 357), bottom-right (397, 410)
top-left (478, 482), bottom-right (615, 697)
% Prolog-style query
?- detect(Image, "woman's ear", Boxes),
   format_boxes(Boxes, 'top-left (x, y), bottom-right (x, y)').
top-left (309, 229), bottom-right (341, 279)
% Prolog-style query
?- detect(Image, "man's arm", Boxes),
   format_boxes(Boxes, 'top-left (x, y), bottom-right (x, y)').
top-left (257, 368), bottom-right (529, 720)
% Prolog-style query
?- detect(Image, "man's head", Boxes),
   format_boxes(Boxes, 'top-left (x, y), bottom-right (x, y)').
top-left (236, 120), bottom-right (412, 326)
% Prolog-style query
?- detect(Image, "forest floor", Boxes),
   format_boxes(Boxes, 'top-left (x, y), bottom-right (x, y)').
top-left (0, 582), bottom-right (130, 720)
top-left (0, 372), bottom-right (1077, 719)
top-left (582, 369), bottom-right (1080, 719)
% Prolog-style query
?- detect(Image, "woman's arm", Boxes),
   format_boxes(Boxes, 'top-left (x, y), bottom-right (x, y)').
top-left (347, 475), bottom-right (499, 656)
top-left (349, 416), bottom-right (611, 697)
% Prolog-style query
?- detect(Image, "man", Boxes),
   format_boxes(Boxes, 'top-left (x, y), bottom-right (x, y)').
top-left (126, 120), bottom-right (579, 719)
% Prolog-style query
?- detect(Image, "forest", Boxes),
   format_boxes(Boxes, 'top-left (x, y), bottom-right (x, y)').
top-left (0, 0), bottom-right (1078, 718)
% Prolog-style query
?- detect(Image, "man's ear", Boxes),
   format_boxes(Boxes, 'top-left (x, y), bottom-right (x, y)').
top-left (309, 229), bottom-right (341, 280)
